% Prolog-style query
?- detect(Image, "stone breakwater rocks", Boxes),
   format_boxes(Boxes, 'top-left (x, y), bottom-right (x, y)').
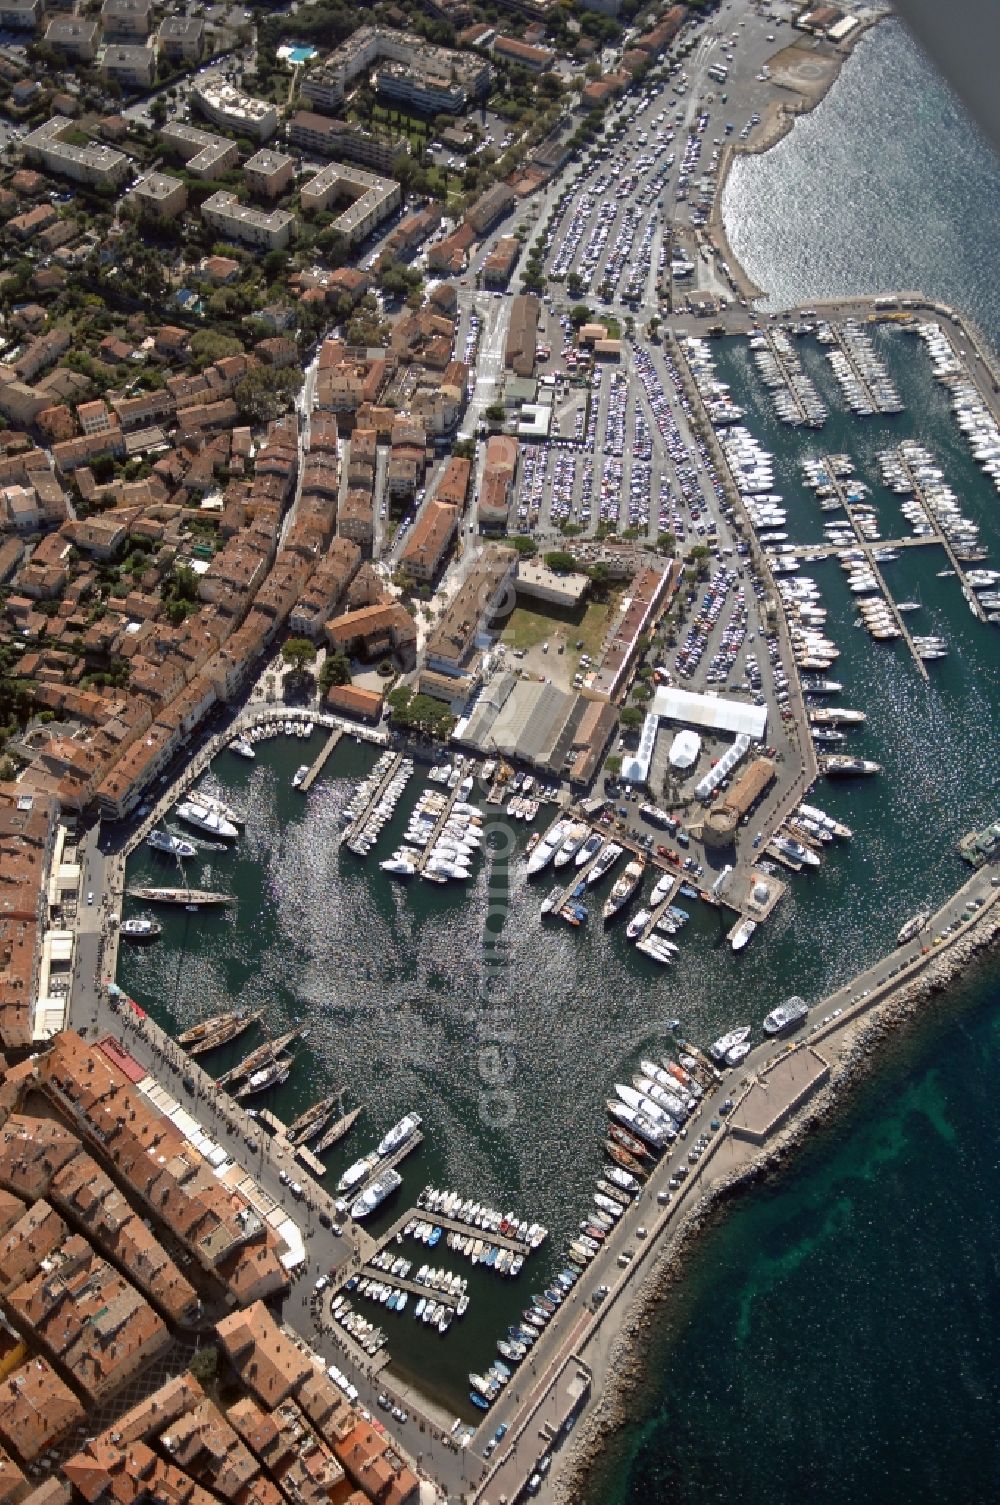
top-left (549, 904), bottom-right (1000, 1504)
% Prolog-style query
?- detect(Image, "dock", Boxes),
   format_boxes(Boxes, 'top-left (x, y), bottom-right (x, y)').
top-left (299, 727), bottom-right (343, 793)
top-left (414, 1209), bottom-right (531, 1258)
top-left (821, 468), bottom-right (930, 680)
top-left (637, 874), bottom-right (683, 942)
top-left (414, 782), bottom-right (467, 873)
top-left (893, 444), bottom-right (986, 622)
top-left (351, 1131), bottom-right (424, 1195)
top-left (128, 886), bottom-right (234, 906)
top-left (355, 1270), bottom-right (461, 1313)
top-left (340, 752), bottom-right (404, 848)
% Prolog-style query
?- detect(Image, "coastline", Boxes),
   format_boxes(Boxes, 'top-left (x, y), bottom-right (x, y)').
top-left (706, 16), bottom-right (887, 303)
top-left (547, 890), bottom-right (1000, 1505)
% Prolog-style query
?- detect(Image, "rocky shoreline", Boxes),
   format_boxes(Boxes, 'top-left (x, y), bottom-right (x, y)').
top-left (549, 900), bottom-right (1000, 1504)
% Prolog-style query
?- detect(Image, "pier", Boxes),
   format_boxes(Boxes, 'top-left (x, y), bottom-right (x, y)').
top-left (354, 1270), bottom-right (461, 1313)
top-left (340, 752), bottom-right (404, 848)
top-left (415, 781), bottom-right (468, 873)
top-left (892, 444), bottom-right (986, 622)
top-left (350, 1131), bottom-right (425, 1197)
top-left (816, 467), bottom-right (930, 680)
top-left (299, 727), bottom-right (343, 792)
top-left (638, 874), bottom-right (683, 942)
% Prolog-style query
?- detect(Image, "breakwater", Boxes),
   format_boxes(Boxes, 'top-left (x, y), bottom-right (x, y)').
top-left (549, 886), bottom-right (1000, 1505)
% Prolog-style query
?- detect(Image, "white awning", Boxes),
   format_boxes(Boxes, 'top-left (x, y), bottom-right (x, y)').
top-left (652, 686), bottom-right (767, 740)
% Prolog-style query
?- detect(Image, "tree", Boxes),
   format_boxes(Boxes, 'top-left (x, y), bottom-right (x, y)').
top-left (484, 402), bottom-right (506, 424)
top-left (588, 561), bottom-right (612, 598)
top-left (188, 1346), bottom-right (218, 1386)
top-left (569, 303), bottom-right (594, 330)
top-left (319, 650), bottom-right (351, 691)
top-left (509, 535), bottom-right (537, 558)
top-left (566, 271), bottom-right (584, 299)
top-left (543, 550), bottom-right (577, 575)
top-left (235, 366), bottom-right (301, 422)
top-left (620, 706), bottom-right (645, 730)
top-left (282, 638), bottom-right (317, 672)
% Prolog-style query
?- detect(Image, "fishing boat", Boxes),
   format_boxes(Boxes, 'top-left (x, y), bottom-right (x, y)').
top-left (603, 857), bottom-right (646, 921)
top-left (230, 736), bottom-right (255, 760)
top-left (119, 917), bottom-right (162, 942)
top-left (292, 764), bottom-right (310, 789)
top-left (178, 1007), bottom-right (262, 1057)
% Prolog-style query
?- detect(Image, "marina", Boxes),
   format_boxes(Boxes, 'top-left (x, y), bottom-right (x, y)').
top-left (112, 296), bottom-right (1000, 1470)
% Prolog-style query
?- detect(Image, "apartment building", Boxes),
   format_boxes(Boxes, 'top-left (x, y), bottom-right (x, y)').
top-left (101, 42), bottom-right (156, 89)
top-left (466, 181), bottom-right (516, 236)
top-left (425, 543), bottom-right (517, 676)
top-left (300, 25), bottom-right (490, 116)
top-left (161, 121), bottom-right (239, 178)
top-left (23, 116), bottom-right (129, 188)
top-left (130, 171), bottom-right (187, 220)
top-left (101, 0), bottom-right (151, 38)
top-left (399, 499), bottom-right (459, 582)
top-left (244, 148), bottom-right (295, 201)
top-left (157, 14), bottom-right (205, 62)
top-left (44, 17), bottom-right (100, 60)
top-left (193, 79), bottom-right (278, 141)
top-left (201, 191), bottom-right (295, 252)
top-left (286, 111), bottom-right (401, 174)
top-left (300, 160), bottom-right (400, 246)
top-left (0, 0), bottom-right (42, 30)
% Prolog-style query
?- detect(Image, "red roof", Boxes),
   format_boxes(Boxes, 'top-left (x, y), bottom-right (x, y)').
top-left (98, 1035), bottom-right (147, 1082)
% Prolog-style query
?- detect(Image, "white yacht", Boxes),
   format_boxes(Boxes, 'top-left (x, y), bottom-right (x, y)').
top-left (176, 799), bottom-right (238, 840)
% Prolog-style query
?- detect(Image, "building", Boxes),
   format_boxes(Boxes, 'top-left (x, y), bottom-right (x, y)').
top-left (22, 117), bottom-right (129, 189)
top-left (300, 161), bottom-right (400, 246)
top-left (157, 14), bottom-right (205, 62)
top-left (286, 111), bottom-right (401, 174)
top-left (493, 35), bottom-right (554, 71)
top-left (466, 182), bottom-right (517, 238)
top-left (505, 294), bottom-right (540, 377)
top-left (482, 235), bottom-right (520, 287)
top-left (0, 0), bottom-right (42, 31)
top-left (130, 171), bottom-right (187, 220)
top-left (44, 18), bottom-right (100, 60)
top-left (101, 0), bottom-right (151, 38)
top-left (244, 149), bottom-right (295, 201)
top-left (425, 543), bottom-right (516, 678)
top-left (478, 433), bottom-right (517, 531)
top-left (703, 757), bottom-right (776, 849)
top-left (193, 80), bottom-right (278, 141)
top-left (300, 25), bottom-right (491, 117)
top-left (201, 192), bottom-right (295, 252)
top-left (101, 42), bottom-right (156, 89)
top-left (325, 602), bottom-right (416, 665)
top-left (160, 122), bottom-right (239, 178)
top-left (399, 499), bottom-right (459, 582)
